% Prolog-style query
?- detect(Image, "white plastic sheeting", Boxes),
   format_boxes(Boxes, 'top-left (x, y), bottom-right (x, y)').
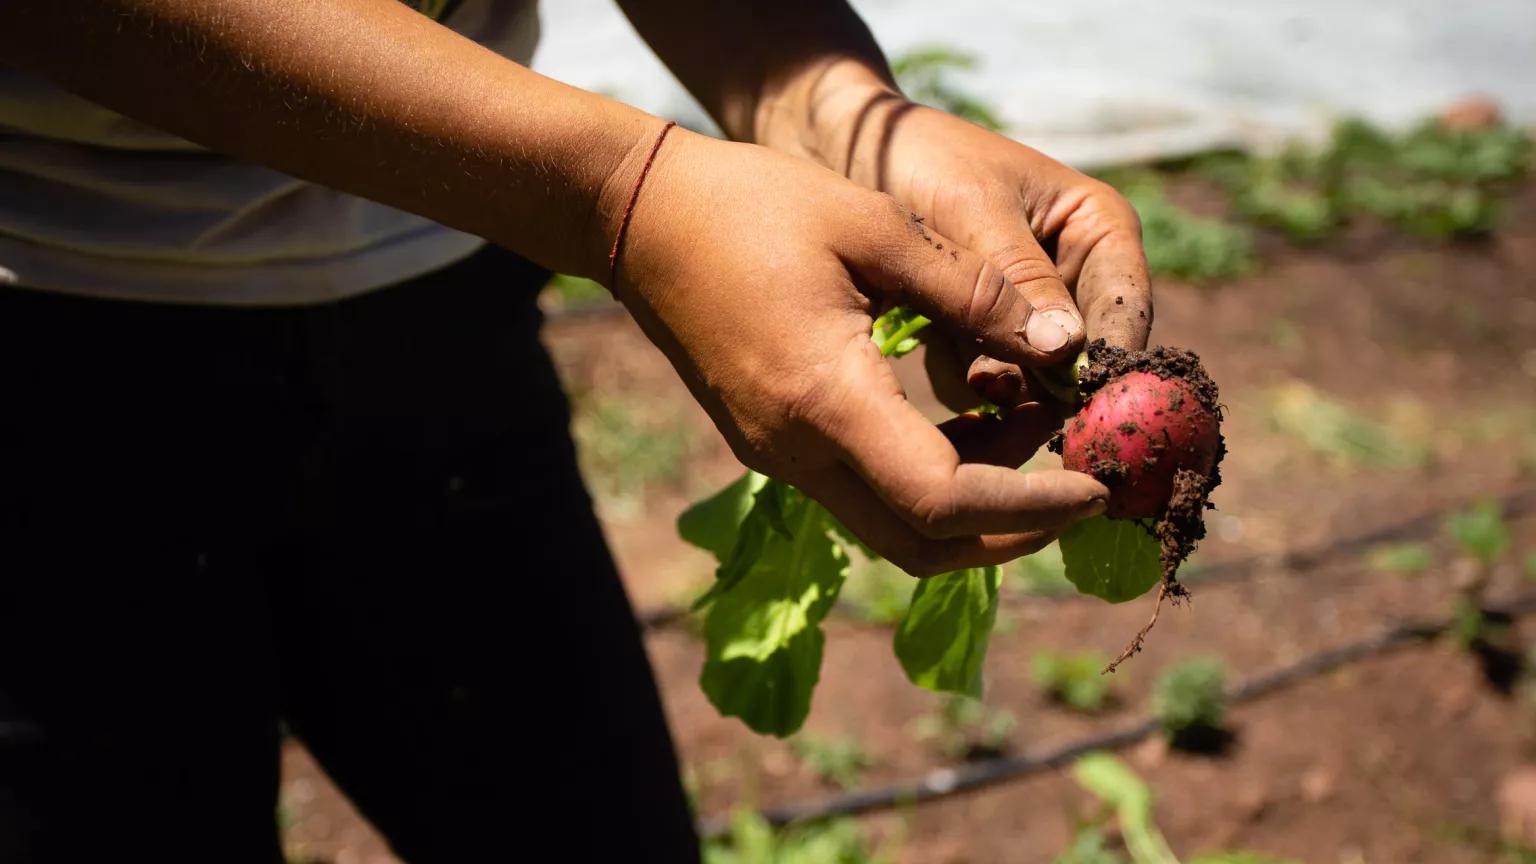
top-left (533, 0), bottom-right (1536, 167)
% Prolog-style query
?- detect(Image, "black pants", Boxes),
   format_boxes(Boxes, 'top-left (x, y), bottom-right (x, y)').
top-left (0, 247), bottom-right (699, 862)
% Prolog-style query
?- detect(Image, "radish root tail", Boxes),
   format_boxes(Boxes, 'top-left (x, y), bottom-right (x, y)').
top-left (1102, 579), bottom-right (1192, 675)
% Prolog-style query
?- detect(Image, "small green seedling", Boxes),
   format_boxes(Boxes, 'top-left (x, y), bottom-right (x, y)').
top-left (913, 695), bottom-right (1017, 760)
top-left (1445, 499), bottom-right (1512, 656)
top-left (790, 734), bottom-right (873, 791)
top-left (702, 809), bottom-right (890, 864)
top-left (1152, 658), bottom-right (1228, 750)
top-left (1033, 649), bottom-right (1119, 713)
top-left (1525, 551), bottom-right (1536, 582)
top-left (1200, 117), bottom-right (1531, 244)
top-left (1103, 171), bottom-right (1255, 281)
top-left (1446, 499), bottom-right (1511, 569)
top-left (1367, 542), bottom-right (1433, 575)
top-left (1266, 381), bottom-right (1431, 469)
top-left (1063, 753), bottom-right (1299, 864)
top-left (1051, 827), bottom-right (1127, 864)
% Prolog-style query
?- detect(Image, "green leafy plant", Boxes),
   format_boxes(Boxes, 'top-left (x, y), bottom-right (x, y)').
top-left (893, 565), bottom-right (1004, 696)
top-left (1033, 649), bottom-right (1119, 712)
top-left (913, 694), bottom-right (1017, 760)
top-left (1445, 498), bottom-right (1512, 652)
top-left (1104, 172), bottom-right (1254, 281)
top-left (891, 46), bottom-right (1005, 132)
top-left (1053, 827), bottom-right (1130, 864)
top-left (685, 475), bottom-right (849, 736)
top-left (790, 734), bottom-right (873, 790)
top-left (1062, 753), bottom-right (1298, 864)
top-left (1450, 595), bottom-right (1495, 649)
top-left (1058, 516), bottom-right (1163, 603)
top-left (1446, 498), bottom-right (1511, 568)
top-left (1152, 658), bottom-right (1227, 746)
top-left (1200, 117), bottom-right (1531, 243)
top-left (683, 309), bottom-right (1176, 736)
top-left (1265, 381), bottom-right (1432, 469)
top-left (703, 810), bottom-right (890, 864)
top-left (1367, 542), bottom-right (1433, 575)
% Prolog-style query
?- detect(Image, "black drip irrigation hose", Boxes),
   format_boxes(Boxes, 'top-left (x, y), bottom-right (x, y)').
top-left (640, 486), bottom-right (1536, 632)
top-left (698, 590), bottom-right (1536, 838)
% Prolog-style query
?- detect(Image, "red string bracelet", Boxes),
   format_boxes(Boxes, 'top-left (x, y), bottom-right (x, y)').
top-left (608, 120), bottom-right (678, 286)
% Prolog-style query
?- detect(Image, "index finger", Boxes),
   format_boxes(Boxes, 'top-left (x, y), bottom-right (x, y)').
top-left (1055, 187), bottom-right (1153, 350)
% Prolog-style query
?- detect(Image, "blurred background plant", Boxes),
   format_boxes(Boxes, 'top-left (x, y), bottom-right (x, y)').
top-left (912, 694), bottom-right (1017, 760)
top-left (1033, 649), bottom-right (1120, 713)
top-left (1152, 658), bottom-right (1229, 752)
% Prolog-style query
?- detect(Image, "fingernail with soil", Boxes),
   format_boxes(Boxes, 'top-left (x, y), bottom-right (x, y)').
top-left (1023, 309), bottom-right (1070, 353)
top-left (1042, 307), bottom-right (1084, 339)
top-left (1084, 497), bottom-right (1109, 518)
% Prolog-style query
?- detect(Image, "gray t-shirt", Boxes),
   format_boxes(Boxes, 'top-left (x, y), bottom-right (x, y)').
top-left (0, 0), bottom-right (539, 305)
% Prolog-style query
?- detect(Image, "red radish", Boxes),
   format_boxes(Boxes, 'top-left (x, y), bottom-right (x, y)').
top-left (1060, 371), bottom-right (1222, 519)
top-left (1046, 340), bottom-right (1226, 673)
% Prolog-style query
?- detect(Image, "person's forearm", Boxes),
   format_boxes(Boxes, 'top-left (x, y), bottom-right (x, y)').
top-left (616, 0), bottom-right (899, 167)
top-left (0, 0), bottom-right (662, 281)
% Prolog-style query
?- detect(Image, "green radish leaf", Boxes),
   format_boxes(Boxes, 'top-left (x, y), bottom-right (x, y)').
top-left (1059, 516), bottom-right (1162, 603)
top-left (893, 566), bottom-right (1002, 698)
top-left (1072, 753), bottom-right (1178, 864)
top-left (693, 479), bottom-right (795, 610)
top-left (678, 471), bottom-right (770, 563)
top-left (698, 483), bottom-right (848, 736)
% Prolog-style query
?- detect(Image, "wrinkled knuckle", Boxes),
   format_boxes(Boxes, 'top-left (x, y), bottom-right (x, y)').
top-left (906, 484), bottom-right (961, 538)
top-left (963, 258), bottom-right (1011, 333)
top-left (1094, 184), bottom-right (1143, 236)
top-left (999, 253), bottom-right (1064, 295)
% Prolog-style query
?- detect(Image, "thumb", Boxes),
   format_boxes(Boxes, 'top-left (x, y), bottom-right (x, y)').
top-left (841, 201), bottom-right (1083, 365)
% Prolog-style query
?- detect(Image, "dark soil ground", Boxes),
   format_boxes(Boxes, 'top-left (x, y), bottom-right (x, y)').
top-left (281, 177), bottom-right (1536, 863)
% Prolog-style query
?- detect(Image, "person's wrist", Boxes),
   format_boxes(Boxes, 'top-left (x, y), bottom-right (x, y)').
top-left (589, 114), bottom-right (680, 284)
top-left (754, 59), bottom-right (903, 176)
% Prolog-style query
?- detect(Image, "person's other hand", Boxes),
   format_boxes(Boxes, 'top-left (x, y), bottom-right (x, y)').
top-left (831, 98), bottom-right (1153, 411)
top-left (608, 127), bottom-right (1108, 575)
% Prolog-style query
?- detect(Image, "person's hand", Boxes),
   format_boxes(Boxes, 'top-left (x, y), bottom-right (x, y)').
top-left (608, 127), bottom-right (1108, 575)
top-left (827, 97), bottom-right (1154, 411)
